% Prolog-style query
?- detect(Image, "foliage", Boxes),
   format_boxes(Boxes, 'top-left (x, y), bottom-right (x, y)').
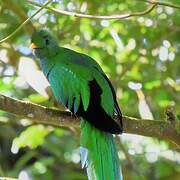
top-left (0, 0), bottom-right (180, 179)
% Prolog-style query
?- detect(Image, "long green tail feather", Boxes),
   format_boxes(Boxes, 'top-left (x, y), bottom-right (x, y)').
top-left (80, 119), bottom-right (122, 180)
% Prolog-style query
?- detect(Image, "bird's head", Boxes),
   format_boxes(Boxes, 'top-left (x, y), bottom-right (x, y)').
top-left (31, 29), bottom-right (58, 58)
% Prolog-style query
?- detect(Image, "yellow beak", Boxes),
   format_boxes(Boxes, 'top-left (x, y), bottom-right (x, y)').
top-left (30, 43), bottom-right (39, 49)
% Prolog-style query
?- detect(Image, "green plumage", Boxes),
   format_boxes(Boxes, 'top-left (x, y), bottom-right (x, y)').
top-left (81, 120), bottom-right (122, 180)
top-left (31, 30), bottom-right (123, 180)
top-left (39, 47), bottom-right (114, 115)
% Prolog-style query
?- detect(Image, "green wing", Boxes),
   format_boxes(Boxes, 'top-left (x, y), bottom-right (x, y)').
top-left (47, 48), bottom-right (115, 116)
top-left (48, 63), bottom-right (91, 112)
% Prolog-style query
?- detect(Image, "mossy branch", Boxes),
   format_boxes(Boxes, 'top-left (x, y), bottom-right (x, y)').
top-left (0, 94), bottom-right (179, 148)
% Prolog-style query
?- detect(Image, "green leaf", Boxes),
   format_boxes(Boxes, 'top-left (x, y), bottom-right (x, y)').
top-left (12, 125), bottom-right (49, 150)
top-left (145, 80), bottom-right (161, 90)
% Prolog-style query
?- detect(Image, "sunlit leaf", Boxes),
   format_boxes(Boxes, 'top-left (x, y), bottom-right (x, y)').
top-left (12, 125), bottom-right (50, 151)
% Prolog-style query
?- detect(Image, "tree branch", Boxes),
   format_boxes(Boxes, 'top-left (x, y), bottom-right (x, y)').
top-left (1, 0), bottom-right (34, 35)
top-left (140, 0), bottom-right (180, 9)
top-left (0, 0), bottom-right (53, 44)
top-left (0, 94), bottom-right (179, 148)
top-left (28, 1), bottom-right (157, 20)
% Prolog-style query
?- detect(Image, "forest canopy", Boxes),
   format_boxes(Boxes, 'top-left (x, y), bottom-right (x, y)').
top-left (0, 0), bottom-right (180, 179)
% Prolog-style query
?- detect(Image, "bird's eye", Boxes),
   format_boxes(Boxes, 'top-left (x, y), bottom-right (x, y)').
top-left (45, 38), bottom-right (49, 45)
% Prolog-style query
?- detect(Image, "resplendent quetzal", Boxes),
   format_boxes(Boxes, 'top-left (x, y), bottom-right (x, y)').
top-left (31, 29), bottom-right (123, 180)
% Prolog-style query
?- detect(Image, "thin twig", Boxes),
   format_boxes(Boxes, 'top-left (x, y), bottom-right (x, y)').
top-left (0, 0), bottom-right (52, 44)
top-left (138, 0), bottom-right (180, 9)
top-left (28, 1), bottom-right (156, 20)
top-left (1, 0), bottom-right (34, 34)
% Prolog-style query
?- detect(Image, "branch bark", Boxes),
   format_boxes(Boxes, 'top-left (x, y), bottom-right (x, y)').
top-left (28, 1), bottom-right (157, 20)
top-left (0, 94), bottom-right (179, 148)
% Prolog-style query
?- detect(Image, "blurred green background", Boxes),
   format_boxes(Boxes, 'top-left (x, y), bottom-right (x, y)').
top-left (0, 0), bottom-right (180, 179)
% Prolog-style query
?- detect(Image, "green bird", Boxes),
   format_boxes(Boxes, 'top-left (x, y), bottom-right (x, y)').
top-left (31, 29), bottom-right (123, 180)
